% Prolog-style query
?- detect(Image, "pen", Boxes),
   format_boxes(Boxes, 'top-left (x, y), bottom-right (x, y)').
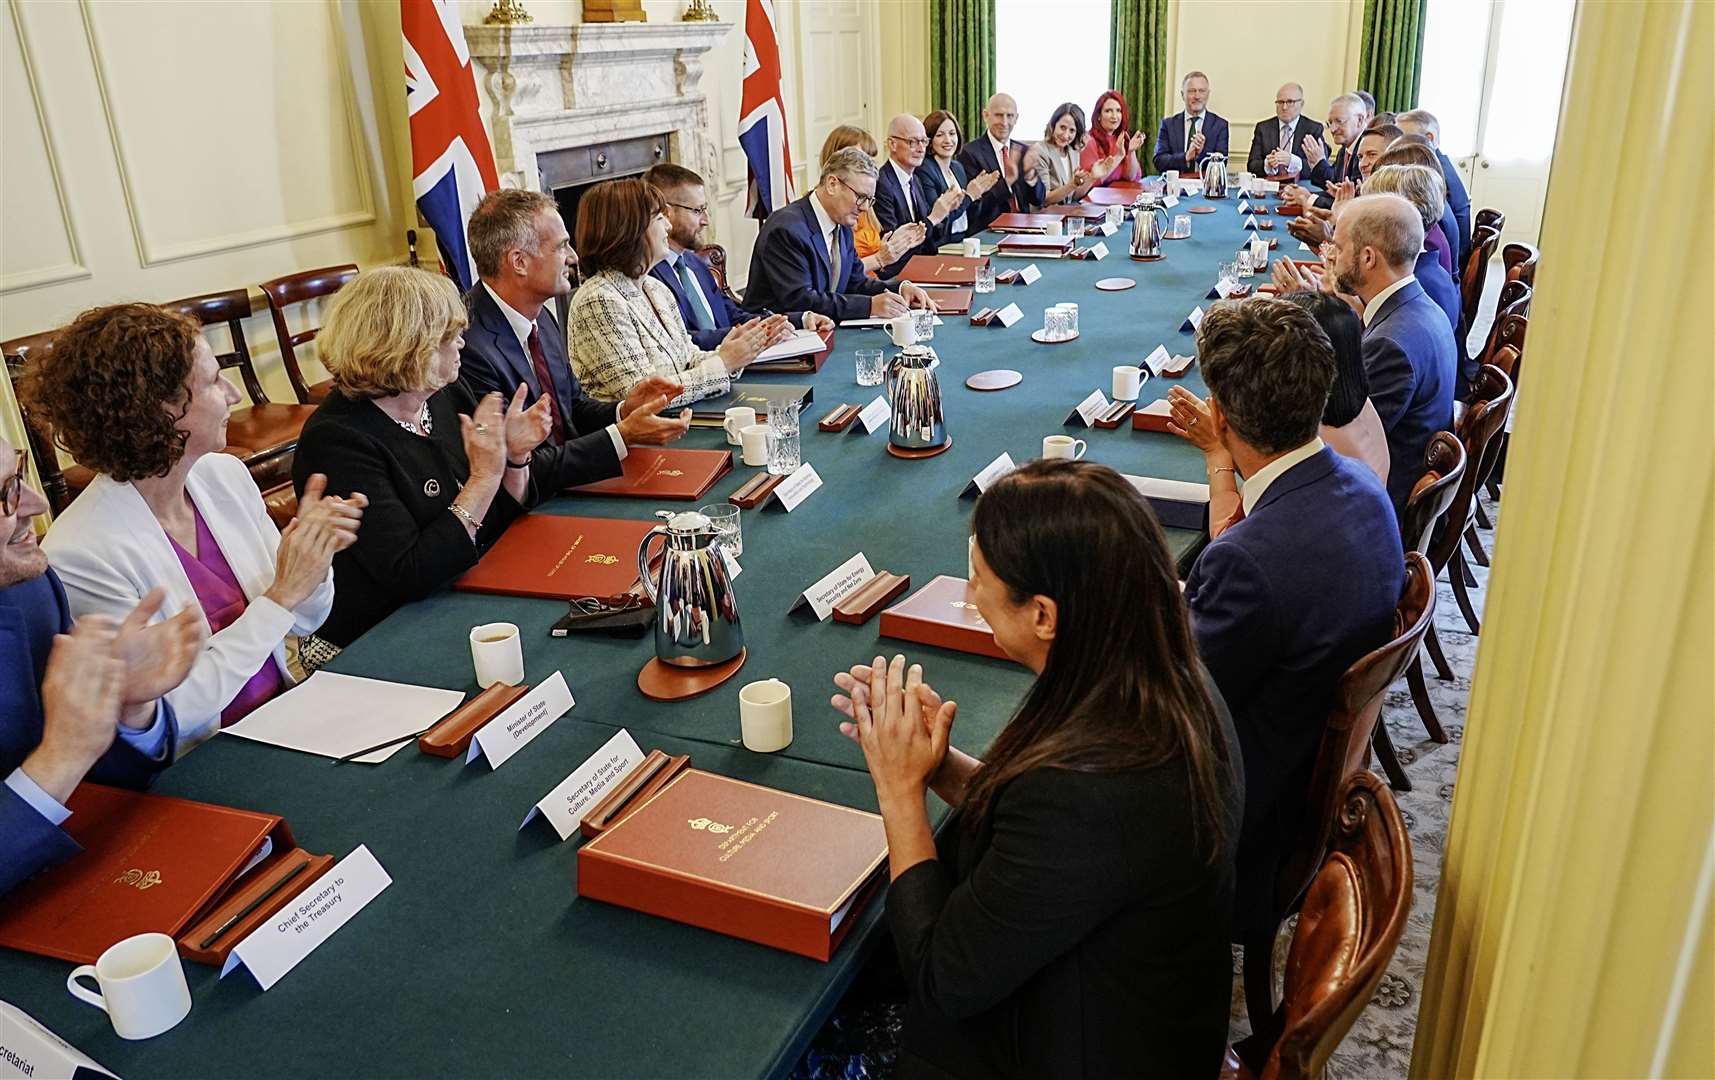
top-left (331, 722), bottom-right (442, 765)
top-left (199, 857), bottom-right (310, 949)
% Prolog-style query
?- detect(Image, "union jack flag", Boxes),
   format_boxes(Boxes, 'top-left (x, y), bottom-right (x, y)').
top-left (738, 0), bottom-right (794, 220)
top-left (403, 0), bottom-right (499, 289)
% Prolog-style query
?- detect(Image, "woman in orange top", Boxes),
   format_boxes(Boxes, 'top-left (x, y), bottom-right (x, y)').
top-left (819, 125), bottom-right (920, 276)
top-left (1080, 90), bottom-right (1147, 186)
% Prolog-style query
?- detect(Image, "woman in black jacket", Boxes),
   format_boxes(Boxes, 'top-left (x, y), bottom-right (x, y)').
top-left (832, 460), bottom-right (1244, 1078)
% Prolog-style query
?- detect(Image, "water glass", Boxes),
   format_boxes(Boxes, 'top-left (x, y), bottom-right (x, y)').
top-left (855, 348), bottom-right (885, 386)
top-left (1106, 205), bottom-right (1124, 229)
top-left (1066, 215), bottom-right (1086, 239)
top-left (766, 398), bottom-right (801, 475)
top-left (1237, 249), bottom-right (1256, 279)
top-left (911, 308), bottom-right (935, 342)
top-left (1218, 261), bottom-right (1237, 287)
top-left (1043, 306), bottom-right (1066, 341)
top-left (1174, 213), bottom-right (1191, 239)
top-left (974, 263), bottom-right (996, 293)
top-left (700, 503), bottom-right (743, 558)
top-left (1057, 303), bottom-right (1079, 338)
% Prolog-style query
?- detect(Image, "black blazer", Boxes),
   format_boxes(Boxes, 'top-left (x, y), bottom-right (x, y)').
top-left (956, 136), bottom-right (1044, 234)
top-left (741, 194), bottom-right (889, 321)
top-left (886, 701), bottom-right (1244, 1079)
top-left (1245, 116), bottom-right (1326, 176)
top-left (458, 284), bottom-right (623, 490)
top-left (1307, 143), bottom-right (1362, 191)
top-left (916, 158), bottom-right (975, 241)
top-left (292, 383), bottom-right (544, 647)
top-left (873, 163), bottom-right (951, 278)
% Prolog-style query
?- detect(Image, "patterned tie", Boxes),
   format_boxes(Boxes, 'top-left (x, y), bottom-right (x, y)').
top-left (675, 256), bottom-right (716, 331)
top-left (1280, 121), bottom-right (1292, 152)
top-left (526, 326), bottom-right (565, 446)
top-left (829, 229), bottom-right (847, 289)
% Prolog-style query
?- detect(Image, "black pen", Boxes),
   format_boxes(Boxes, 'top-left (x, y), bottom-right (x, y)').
top-left (331, 722), bottom-right (441, 765)
top-left (199, 858), bottom-right (310, 949)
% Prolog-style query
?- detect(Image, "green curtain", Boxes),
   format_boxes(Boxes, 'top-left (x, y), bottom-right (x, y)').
top-left (1109, 0), bottom-right (1168, 175)
top-left (930, 0), bottom-right (995, 144)
top-left (1359, 0), bottom-right (1429, 113)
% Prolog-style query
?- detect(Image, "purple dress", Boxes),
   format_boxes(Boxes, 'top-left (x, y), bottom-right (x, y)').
top-left (166, 503), bottom-right (284, 727)
top-left (1426, 224), bottom-right (1455, 275)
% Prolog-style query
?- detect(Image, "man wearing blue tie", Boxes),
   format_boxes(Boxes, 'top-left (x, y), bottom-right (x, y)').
top-left (643, 164), bottom-right (832, 350)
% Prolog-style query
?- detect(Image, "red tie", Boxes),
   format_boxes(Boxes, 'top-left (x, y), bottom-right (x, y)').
top-left (527, 326), bottom-right (564, 446)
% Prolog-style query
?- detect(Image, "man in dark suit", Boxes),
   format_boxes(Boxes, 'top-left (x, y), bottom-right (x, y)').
top-left (1303, 93), bottom-right (1368, 190)
top-left (1152, 71), bottom-right (1230, 174)
top-left (873, 113), bottom-right (970, 278)
top-left (1180, 301), bottom-right (1404, 942)
top-left (1246, 81), bottom-right (1326, 177)
top-left (459, 189), bottom-right (691, 491)
top-left (742, 148), bottom-right (935, 321)
top-left (955, 93), bottom-right (1045, 234)
top-left (642, 163), bottom-right (832, 350)
top-left (1, 437), bottom-right (200, 895)
top-left (1398, 109), bottom-right (1473, 269)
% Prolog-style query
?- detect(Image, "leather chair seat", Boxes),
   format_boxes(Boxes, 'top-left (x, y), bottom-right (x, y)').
top-left (259, 482), bottom-right (298, 531)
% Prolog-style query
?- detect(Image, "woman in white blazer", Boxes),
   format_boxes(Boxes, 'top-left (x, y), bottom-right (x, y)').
top-left (568, 176), bottom-right (787, 407)
top-left (28, 303), bottom-right (364, 751)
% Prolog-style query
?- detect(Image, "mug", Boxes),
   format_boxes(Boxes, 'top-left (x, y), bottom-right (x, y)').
top-left (1042, 435), bottom-right (1087, 460)
top-left (470, 622), bottom-right (524, 688)
top-left (1043, 219), bottom-right (1063, 236)
top-left (738, 678), bottom-right (793, 753)
top-left (740, 423), bottom-right (770, 467)
top-left (887, 314), bottom-right (918, 347)
top-left (66, 933), bottom-right (192, 1040)
top-left (722, 406), bottom-right (757, 446)
top-left (1112, 365), bottom-right (1144, 401)
top-left (961, 237), bottom-right (982, 257)
top-left (1163, 169), bottom-right (1180, 194)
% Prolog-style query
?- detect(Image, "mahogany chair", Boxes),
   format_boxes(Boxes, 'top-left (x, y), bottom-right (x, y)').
top-left (258, 264), bottom-right (358, 404)
top-left (1502, 241), bottom-right (1539, 285)
top-left (1460, 226), bottom-right (1503, 336)
top-left (168, 289), bottom-right (318, 492)
top-left (695, 243), bottom-right (743, 306)
top-left (1469, 308), bottom-right (1528, 525)
top-left (1227, 772), bottom-right (1414, 1080)
top-left (259, 481), bottom-right (298, 532)
top-left (1391, 434), bottom-right (1467, 766)
top-left (1476, 281), bottom-right (1532, 374)
top-left (1472, 207), bottom-right (1506, 234)
top-left (1240, 553), bottom-right (1433, 1047)
top-left (1431, 366), bottom-right (1514, 640)
top-left (1, 331), bottom-right (89, 514)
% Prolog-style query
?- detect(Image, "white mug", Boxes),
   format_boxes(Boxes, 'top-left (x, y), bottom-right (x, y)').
top-left (1112, 365), bottom-right (1144, 401)
top-left (1043, 219), bottom-right (1063, 236)
top-left (961, 237), bottom-right (982, 257)
top-left (1163, 169), bottom-right (1180, 194)
top-left (470, 622), bottom-right (524, 689)
top-left (66, 933), bottom-right (191, 1040)
top-left (887, 314), bottom-right (918, 347)
top-left (1042, 435), bottom-right (1087, 460)
top-left (740, 423), bottom-right (770, 467)
top-left (738, 678), bottom-right (793, 753)
top-left (722, 407), bottom-right (757, 446)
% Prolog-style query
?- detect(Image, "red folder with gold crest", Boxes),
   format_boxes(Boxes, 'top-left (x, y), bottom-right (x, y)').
top-left (569, 447), bottom-right (733, 501)
top-left (453, 515), bottom-right (657, 604)
top-left (878, 574), bottom-right (1010, 661)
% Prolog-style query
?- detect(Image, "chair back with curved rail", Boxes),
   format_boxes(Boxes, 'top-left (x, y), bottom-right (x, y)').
top-left (1502, 241), bottom-right (1539, 285)
top-left (1478, 281), bottom-right (1532, 364)
top-left (695, 243), bottom-right (743, 306)
top-left (1, 331), bottom-right (87, 514)
top-left (1472, 207), bottom-right (1506, 234)
top-left (1460, 225), bottom-right (1502, 332)
top-left (1399, 433), bottom-right (1466, 557)
top-left (258, 265), bottom-right (358, 403)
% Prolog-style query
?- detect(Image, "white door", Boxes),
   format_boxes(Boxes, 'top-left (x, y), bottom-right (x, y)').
top-left (796, 0), bottom-right (875, 188)
top-left (1419, 0), bottom-right (1576, 247)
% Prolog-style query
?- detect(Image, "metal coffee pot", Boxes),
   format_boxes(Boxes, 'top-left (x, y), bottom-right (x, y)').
top-left (636, 509), bottom-right (743, 667)
top-left (1201, 152), bottom-right (1229, 199)
top-left (887, 345), bottom-right (947, 450)
top-left (1130, 205), bottom-right (1169, 259)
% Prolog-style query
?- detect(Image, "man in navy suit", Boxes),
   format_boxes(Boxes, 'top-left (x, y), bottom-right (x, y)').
top-left (459, 189), bottom-right (692, 489)
top-left (642, 163), bottom-right (832, 350)
top-left (955, 93), bottom-right (1046, 234)
top-left (1153, 71), bottom-right (1230, 174)
top-left (1303, 93), bottom-right (1368, 190)
top-left (1180, 301), bottom-right (1404, 941)
top-left (1, 437), bottom-right (201, 895)
top-left (742, 148), bottom-right (936, 322)
top-left (1246, 82), bottom-right (1326, 178)
top-left (1328, 193), bottom-right (1458, 511)
top-left (873, 113), bottom-right (971, 278)
top-left (1398, 109), bottom-right (1473, 269)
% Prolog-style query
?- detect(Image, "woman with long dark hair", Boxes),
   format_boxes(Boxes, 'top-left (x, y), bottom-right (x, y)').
top-left (830, 459), bottom-right (1243, 1078)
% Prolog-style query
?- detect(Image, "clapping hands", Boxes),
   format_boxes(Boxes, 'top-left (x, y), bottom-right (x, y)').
top-left (832, 655), bottom-right (957, 803)
top-left (966, 169), bottom-right (1001, 200)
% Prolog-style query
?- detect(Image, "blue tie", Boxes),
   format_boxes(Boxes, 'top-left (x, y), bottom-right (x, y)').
top-left (675, 256), bottom-right (716, 332)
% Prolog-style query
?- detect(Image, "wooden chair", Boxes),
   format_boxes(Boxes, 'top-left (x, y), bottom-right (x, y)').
top-left (1473, 207), bottom-right (1506, 234)
top-left (1227, 772), bottom-right (1414, 1080)
top-left (260, 481), bottom-right (298, 532)
top-left (1460, 226), bottom-right (1502, 336)
top-left (1241, 553), bottom-right (1433, 1048)
top-left (1389, 434), bottom-right (1467, 773)
top-left (258, 265), bottom-right (357, 404)
top-left (1502, 241), bottom-right (1539, 285)
top-left (0, 331), bottom-right (88, 514)
top-left (168, 289), bottom-right (318, 492)
top-left (695, 243), bottom-right (743, 306)
top-left (1431, 367), bottom-right (1514, 640)
top-left (1476, 281), bottom-right (1532, 372)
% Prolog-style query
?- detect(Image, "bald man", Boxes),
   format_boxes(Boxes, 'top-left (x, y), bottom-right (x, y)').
top-left (873, 113), bottom-right (968, 277)
top-left (955, 93), bottom-right (1045, 233)
top-left (1246, 82), bottom-right (1326, 178)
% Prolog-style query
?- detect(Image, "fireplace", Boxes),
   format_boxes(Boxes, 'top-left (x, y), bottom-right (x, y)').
top-left (540, 131), bottom-right (673, 250)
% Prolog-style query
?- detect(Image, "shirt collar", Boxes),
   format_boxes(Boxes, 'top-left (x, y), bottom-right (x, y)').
top-left (808, 190), bottom-right (839, 243)
top-left (989, 133), bottom-right (1009, 159)
top-left (1241, 437), bottom-right (1325, 516)
top-left (481, 280), bottom-right (538, 353)
top-left (1362, 274), bottom-right (1417, 326)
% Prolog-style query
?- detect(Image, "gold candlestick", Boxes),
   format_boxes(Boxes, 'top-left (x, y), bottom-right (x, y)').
top-left (483, 0), bottom-right (533, 25)
top-left (682, 0), bottom-right (719, 21)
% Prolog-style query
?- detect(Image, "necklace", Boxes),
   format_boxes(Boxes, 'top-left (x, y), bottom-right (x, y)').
top-left (390, 400), bottom-right (433, 435)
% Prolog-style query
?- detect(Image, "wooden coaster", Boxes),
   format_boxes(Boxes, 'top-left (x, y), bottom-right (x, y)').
top-left (1187, 205), bottom-right (1218, 215)
top-left (886, 436), bottom-right (953, 460)
top-left (637, 647), bottom-right (748, 702)
top-left (1030, 328), bottom-right (1081, 344)
top-left (1164, 231), bottom-right (1191, 240)
top-left (1128, 254), bottom-right (1166, 263)
top-left (1095, 277), bottom-right (1136, 291)
top-left (966, 369), bottom-right (1022, 391)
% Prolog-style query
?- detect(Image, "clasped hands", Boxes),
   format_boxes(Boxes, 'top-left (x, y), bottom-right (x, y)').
top-left (831, 654), bottom-right (957, 805)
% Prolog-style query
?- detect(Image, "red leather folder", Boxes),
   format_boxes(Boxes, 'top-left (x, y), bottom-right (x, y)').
top-left (899, 255), bottom-right (988, 285)
top-left (453, 515), bottom-right (657, 603)
top-left (1039, 203), bottom-right (1107, 220)
top-left (923, 288), bottom-right (973, 315)
top-left (987, 213), bottom-right (1059, 233)
top-left (996, 234), bottom-right (1076, 257)
top-left (570, 447), bottom-right (733, 501)
top-left (877, 574), bottom-right (1010, 661)
top-left (1086, 184), bottom-right (1143, 205)
top-left (0, 784), bottom-right (326, 965)
top-left (577, 769), bottom-right (888, 961)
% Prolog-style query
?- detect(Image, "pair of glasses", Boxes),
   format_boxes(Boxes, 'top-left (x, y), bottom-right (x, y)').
top-left (1, 449), bottom-right (28, 517)
top-left (568, 593), bottom-right (646, 617)
top-left (667, 201), bottom-right (709, 217)
top-left (1276, 99), bottom-right (1303, 106)
top-left (833, 176), bottom-right (875, 208)
top-left (890, 135), bottom-right (929, 149)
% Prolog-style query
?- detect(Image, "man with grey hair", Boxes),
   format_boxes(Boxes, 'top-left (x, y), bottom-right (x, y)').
top-left (1302, 93), bottom-right (1368, 190)
top-left (1397, 108), bottom-right (1472, 267)
top-left (743, 146), bottom-right (934, 321)
top-left (1152, 70), bottom-right (1230, 173)
top-left (874, 112), bottom-right (974, 278)
top-left (1363, 164), bottom-right (1463, 340)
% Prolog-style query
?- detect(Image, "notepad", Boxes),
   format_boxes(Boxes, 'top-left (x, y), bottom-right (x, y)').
top-left (223, 672), bottom-right (466, 764)
top-left (753, 329), bottom-right (827, 363)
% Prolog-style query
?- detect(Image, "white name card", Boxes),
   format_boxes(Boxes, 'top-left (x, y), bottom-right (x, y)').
top-left (221, 845), bottom-right (392, 991)
top-left (1088, 241), bottom-right (1110, 260)
top-left (853, 396), bottom-right (890, 434)
top-left (770, 462), bottom-right (823, 512)
top-left (1163, 193), bottom-right (1180, 208)
top-left (467, 671), bottom-right (573, 769)
top-left (0, 1001), bottom-right (118, 1079)
top-left (1236, 199), bottom-right (1251, 213)
top-left (962, 452), bottom-right (1017, 498)
top-left (520, 728), bottom-right (644, 841)
top-left (1180, 306), bottom-right (1205, 333)
top-left (1243, 215), bottom-right (1259, 230)
top-left (1212, 278), bottom-right (1238, 299)
top-left (1142, 345), bottom-right (1171, 377)
top-left (1066, 389), bottom-right (1109, 427)
top-left (1297, 240), bottom-right (1314, 252)
top-left (1098, 221), bottom-right (1118, 236)
top-left (993, 301), bottom-right (1024, 327)
top-left (1017, 264), bottom-right (1042, 285)
top-left (791, 553), bottom-right (876, 620)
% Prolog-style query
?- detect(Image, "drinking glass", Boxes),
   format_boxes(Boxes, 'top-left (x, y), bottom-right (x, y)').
top-left (766, 398), bottom-right (801, 476)
top-left (1057, 303), bottom-right (1079, 338)
top-left (1218, 261), bottom-right (1237, 286)
top-left (1043, 307), bottom-right (1065, 341)
top-left (854, 348), bottom-right (885, 386)
top-left (700, 503), bottom-right (743, 558)
top-left (911, 308), bottom-right (935, 342)
top-left (1106, 206), bottom-right (1124, 229)
top-left (1174, 213), bottom-right (1191, 239)
top-left (974, 263), bottom-right (996, 294)
top-left (1237, 249), bottom-right (1256, 279)
top-left (1066, 215), bottom-right (1086, 239)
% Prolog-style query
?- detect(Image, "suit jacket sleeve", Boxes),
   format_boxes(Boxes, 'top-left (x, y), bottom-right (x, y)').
top-left (1363, 332), bottom-right (1416, 432)
top-left (886, 770), bottom-right (1139, 1020)
top-left (1185, 538), bottom-right (1278, 716)
top-left (1151, 116), bottom-right (1179, 173)
top-left (568, 279), bottom-right (730, 406)
top-left (754, 225), bottom-right (878, 322)
top-left (1246, 123), bottom-right (1271, 175)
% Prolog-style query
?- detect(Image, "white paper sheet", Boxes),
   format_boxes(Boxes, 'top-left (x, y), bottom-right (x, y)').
top-left (753, 329), bottom-right (827, 362)
top-left (222, 672), bottom-right (466, 764)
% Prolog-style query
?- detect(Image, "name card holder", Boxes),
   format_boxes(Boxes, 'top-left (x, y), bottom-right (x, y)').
top-left (466, 672), bottom-right (574, 770)
top-left (850, 396), bottom-right (891, 434)
top-left (1092, 400), bottom-right (1136, 429)
top-left (518, 728), bottom-right (648, 841)
top-left (765, 462), bottom-right (823, 512)
top-left (994, 264), bottom-right (1041, 286)
top-left (730, 472), bottom-right (784, 508)
top-left (1065, 389), bottom-right (1110, 427)
top-left (1143, 344), bottom-right (1171, 377)
top-left (417, 682), bottom-right (530, 758)
top-left (818, 403), bottom-right (859, 432)
top-left (970, 302), bottom-right (1024, 328)
top-left (1161, 354), bottom-right (1196, 378)
top-left (790, 553), bottom-right (877, 620)
top-left (1179, 306), bottom-right (1205, 333)
top-left (1132, 398), bottom-right (1175, 433)
top-left (220, 845), bottom-right (392, 992)
top-left (577, 749), bottom-right (691, 839)
top-left (961, 452), bottom-right (1017, 498)
top-left (831, 571), bottom-right (912, 626)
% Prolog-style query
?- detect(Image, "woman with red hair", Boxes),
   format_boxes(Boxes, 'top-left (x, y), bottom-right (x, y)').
top-left (1080, 90), bottom-right (1146, 186)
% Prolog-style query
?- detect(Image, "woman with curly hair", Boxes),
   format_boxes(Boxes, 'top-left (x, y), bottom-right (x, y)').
top-left (31, 304), bottom-right (364, 749)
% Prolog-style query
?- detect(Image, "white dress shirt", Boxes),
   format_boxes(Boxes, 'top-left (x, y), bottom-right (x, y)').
top-left (1362, 274), bottom-right (1418, 327)
top-left (666, 248), bottom-right (718, 326)
top-left (809, 190), bottom-right (842, 275)
top-left (481, 282), bottom-right (626, 460)
top-left (1273, 117), bottom-right (1305, 174)
top-left (1240, 437), bottom-right (1326, 516)
top-left (888, 160), bottom-right (917, 218)
top-left (1184, 110), bottom-right (1207, 156)
top-left (936, 160), bottom-right (969, 234)
top-left (5, 704), bottom-right (171, 826)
